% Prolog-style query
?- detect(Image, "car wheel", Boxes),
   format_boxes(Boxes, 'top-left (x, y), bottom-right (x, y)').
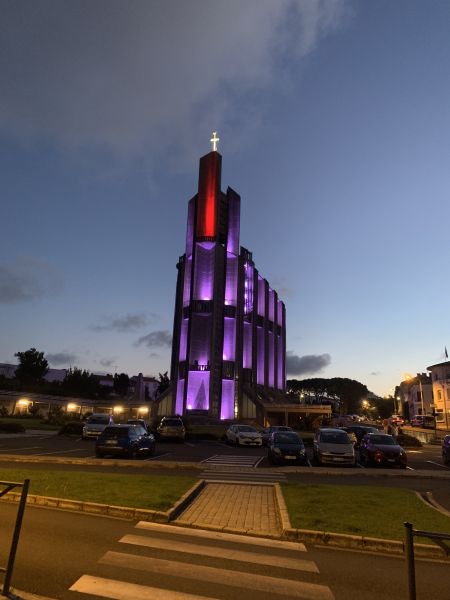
top-left (235, 438), bottom-right (240, 447)
top-left (128, 448), bottom-right (137, 460)
top-left (444, 453), bottom-right (450, 466)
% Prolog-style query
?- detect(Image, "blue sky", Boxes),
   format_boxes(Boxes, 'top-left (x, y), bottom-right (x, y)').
top-left (1, 1), bottom-right (449, 396)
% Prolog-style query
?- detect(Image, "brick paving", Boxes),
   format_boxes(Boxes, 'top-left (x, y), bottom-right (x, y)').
top-left (176, 483), bottom-right (281, 535)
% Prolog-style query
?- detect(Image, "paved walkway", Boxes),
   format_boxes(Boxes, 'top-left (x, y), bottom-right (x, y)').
top-left (176, 483), bottom-right (281, 535)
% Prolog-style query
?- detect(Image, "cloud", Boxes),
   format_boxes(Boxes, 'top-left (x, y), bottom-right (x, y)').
top-left (99, 358), bottom-right (117, 368)
top-left (135, 330), bottom-right (172, 348)
top-left (0, 1), bottom-right (349, 160)
top-left (286, 352), bottom-right (331, 375)
top-left (91, 313), bottom-right (151, 332)
top-left (370, 371), bottom-right (380, 376)
top-left (0, 257), bottom-right (63, 304)
top-left (46, 352), bottom-right (77, 366)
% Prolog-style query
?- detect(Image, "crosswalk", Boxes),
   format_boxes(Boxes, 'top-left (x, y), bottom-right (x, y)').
top-left (69, 521), bottom-right (335, 600)
top-left (199, 454), bottom-right (287, 483)
top-left (201, 454), bottom-right (263, 467)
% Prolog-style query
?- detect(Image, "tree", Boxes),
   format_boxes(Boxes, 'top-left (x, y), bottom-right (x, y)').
top-left (14, 348), bottom-right (49, 385)
top-left (156, 372), bottom-right (170, 397)
top-left (114, 373), bottom-right (130, 397)
top-left (287, 377), bottom-right (369, 414)
top-left (61, 368), bottom-right (102, 399)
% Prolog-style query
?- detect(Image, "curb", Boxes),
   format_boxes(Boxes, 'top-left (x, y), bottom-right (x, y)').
top-left (0, 480), bottom-right (206, 523)
top-left (1, 589), bottom-right (56, 600)
top-left (282, 527), bottom-right (450, 560)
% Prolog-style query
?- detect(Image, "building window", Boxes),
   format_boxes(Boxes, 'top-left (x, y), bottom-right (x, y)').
top-left (436, 409), bottom-right (444, 422)
top-left (437, 390), bottom-right (442, 401)
top-left (447, 388), bottom-right (450, 401)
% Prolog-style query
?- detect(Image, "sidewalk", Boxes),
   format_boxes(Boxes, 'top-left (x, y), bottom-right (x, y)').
top-left (176, 482), bottom-right (282, 536)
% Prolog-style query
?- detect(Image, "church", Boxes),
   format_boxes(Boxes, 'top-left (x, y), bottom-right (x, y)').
top-left (157, 134), bottom-right (287, 424)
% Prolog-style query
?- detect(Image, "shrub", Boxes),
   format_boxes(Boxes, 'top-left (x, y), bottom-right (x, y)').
top-left (0, 422), bottom-right (26, 433)
top-left (397, 433), bottom-right (422, 447)
top-left (58, 421), bottom-right (85, 436)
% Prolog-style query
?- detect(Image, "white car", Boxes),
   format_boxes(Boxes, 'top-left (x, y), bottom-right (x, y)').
top-left (82, 414), bottom-right (114, 439)
top-left (226, 424), bottom-right (262, 447)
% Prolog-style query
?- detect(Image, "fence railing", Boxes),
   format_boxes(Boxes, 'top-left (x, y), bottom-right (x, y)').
top-left (1, 478), bottom-right (30, 597)
top-left (404, 521), bottom-right (450, 600)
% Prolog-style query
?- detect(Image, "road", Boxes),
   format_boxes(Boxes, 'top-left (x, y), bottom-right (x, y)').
top-left (1, 503), bottom-right (449, 600)
top-left (0, 431), bottom-right (447, 471)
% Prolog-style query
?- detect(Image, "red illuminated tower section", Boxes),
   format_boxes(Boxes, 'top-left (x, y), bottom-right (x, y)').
top-left (168, 134), bottom-right (287, 423)
top-left (196, 152), bottom-right (221, 239)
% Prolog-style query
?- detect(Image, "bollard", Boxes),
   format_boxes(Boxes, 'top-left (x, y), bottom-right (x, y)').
top-left (404, 522), bottom-right (416, 600)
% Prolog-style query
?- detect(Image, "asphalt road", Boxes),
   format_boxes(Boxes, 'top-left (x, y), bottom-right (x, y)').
top-left (0, 431), bottom-right (447, 471)
top-left (1, 503), bottom-right (449, 600)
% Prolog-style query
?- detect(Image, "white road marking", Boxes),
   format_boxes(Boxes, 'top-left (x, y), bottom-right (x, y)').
top-left (200, 454), bottom-right (218, 463)
top-left (254, 455), bottom-right (264, 467)
top-left (99, 552), bottom-right (334, 599)
top-left (119, 534), bottom-right (318, 572)
top-left (185, 442), bottom-right (196, 447)
top-left (144, 452), bottom-right (173, 461)
top-left (135, 521), bottom-right (307, 551)
top-left (34, 449), bottom-right (85, 456)
top-left (406, 466), bottom-right (415, 470)
top-left (70, 575), bottom-right (219, 600)
top-left (426, 460), bottom-right (449, 469)
top-left (0, 446), bottom-right (42, 452)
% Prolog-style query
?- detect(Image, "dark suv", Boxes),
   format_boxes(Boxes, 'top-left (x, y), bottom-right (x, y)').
top-left (95, 424), bottom-right (155, 459)
top-left (157, 416), bottom-right (186, 442)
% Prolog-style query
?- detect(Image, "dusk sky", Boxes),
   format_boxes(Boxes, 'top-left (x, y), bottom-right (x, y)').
top-left (1, 1), bottom-right (449, 397)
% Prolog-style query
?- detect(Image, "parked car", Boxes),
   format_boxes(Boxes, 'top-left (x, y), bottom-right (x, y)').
top-left (390, 415), bottom-right (405, 426)
top-left (442, 435), bottom-right (450, 465)
top-left (261, 425), bottom-right (293, 446)
top-left (82, 413), bottom-right (114, 439)
top-left (359, 433), bottom-right (407, 468)
top-left (268, 431), bottom-right (307, 465)
top-left (341, 425), bottom-right (379, 447)
top-left (226, 424), bottom-right (262, 447)
top-left (156, 416), bottom-right (186, 441)
top-left (95, 424), bottom-right (155, 459)
top-left (410, 415), bottom-right (436, 429)
top-left (313, 428), bottom-right (355, 466)
top-left (127, 418), bottom-right (149, 432)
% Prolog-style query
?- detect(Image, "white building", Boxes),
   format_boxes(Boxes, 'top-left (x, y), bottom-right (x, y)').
top-left (427, 361), bottom-right (450, 430)
top-left (397, 373), bottom-right (433, 421)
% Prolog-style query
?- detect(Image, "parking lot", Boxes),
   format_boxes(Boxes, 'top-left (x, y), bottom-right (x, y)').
top-left (0, 431), bottom-right (447, 471)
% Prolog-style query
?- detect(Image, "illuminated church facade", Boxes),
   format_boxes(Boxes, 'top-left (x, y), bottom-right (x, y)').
top-left (159, 134), bottom-right (286, 422)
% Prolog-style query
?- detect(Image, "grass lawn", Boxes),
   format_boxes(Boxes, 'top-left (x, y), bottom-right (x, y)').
top-left (282, 483), bottom-right (450, 541)
top-left (0, 417), bottom-right (60, 431)
top-left (0, 467), bottom-right (196, 511)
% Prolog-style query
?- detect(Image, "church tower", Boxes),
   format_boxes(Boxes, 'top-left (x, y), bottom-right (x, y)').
top-left (167, 134), bottom-right (286, 422)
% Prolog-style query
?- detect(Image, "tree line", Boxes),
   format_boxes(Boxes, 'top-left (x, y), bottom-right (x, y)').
top-left (0, 348), bottom-right (169, 400)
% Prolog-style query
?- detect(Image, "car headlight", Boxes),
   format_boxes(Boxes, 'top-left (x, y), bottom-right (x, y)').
top-left (273, 448), bottom-right (281, 455)
top-left (299, 449), bottom-right (305, 455)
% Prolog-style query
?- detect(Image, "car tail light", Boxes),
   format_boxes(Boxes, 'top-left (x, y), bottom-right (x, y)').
top-left (374, 449), bottom-right (383, 463)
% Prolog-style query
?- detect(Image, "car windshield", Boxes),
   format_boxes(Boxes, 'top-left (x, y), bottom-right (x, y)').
top-left (237, 426), bottom-right (256, 432)
top-left (103, 427), bottom-right (129, 438)
top-left (88, 416), bottom-right (110, 424)
top-left (274, 432), bottom-right (300, 444)
top-left (369, 435), bottom-right (396, 445)
top-left (161, 419), bottom-right (183, 427)
top-left (321, 432), bottom-right (350, 444)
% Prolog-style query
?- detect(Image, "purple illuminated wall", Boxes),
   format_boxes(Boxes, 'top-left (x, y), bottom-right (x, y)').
top-left (189, 314), bottom-right (211, 365)
top-left (226, 192), bottom-right (240, 255)
top-left (193, 242), bottom-right (215, 301)
top-left (268, 288), bottom-right (275, 322)
top-left (186, 371), bottom-right (210, 410)
top-left (257, 326), bottom-right (265, 385)
top-left (179, 319), bottom-right (188, 361)
top-left (225, 254), bottom-right (238, 305)
top-left (220, 379), bottom-right (235, 419)
top-left (176, 379), bottom-right (185, 414)
top-left (183, 256), bottom-right (192, 306)
top-left (258, 277), bottom-right (265, 316)
top-left (243, 321), bottom-right (252, 368)
top-left (277, 335), bottom-right (283, 390)
top-left (268, 331), bottom-right (275, 388)
top-left (222, 317), bottom-right (236, 361)
top-left (244, 263), bottom-right (254, 314)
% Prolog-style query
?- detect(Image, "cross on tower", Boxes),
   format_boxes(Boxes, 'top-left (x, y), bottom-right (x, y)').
top-left (210, 131), bottom-right (219, 152)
